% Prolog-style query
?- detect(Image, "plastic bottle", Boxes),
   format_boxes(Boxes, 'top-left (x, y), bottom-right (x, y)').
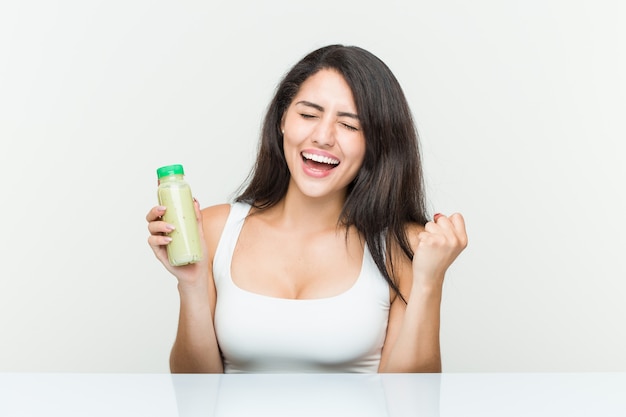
top-left (156, 164), bottom-right (202, 266)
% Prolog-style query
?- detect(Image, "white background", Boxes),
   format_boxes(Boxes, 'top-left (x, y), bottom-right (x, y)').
top-left (1, 0), bottom-right (624, 373)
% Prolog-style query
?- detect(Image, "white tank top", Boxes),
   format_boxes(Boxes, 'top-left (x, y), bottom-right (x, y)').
top-left (213, 202), bottom-right (391, 373)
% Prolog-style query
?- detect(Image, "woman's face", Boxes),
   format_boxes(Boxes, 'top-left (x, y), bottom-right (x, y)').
top-left (281, 69), bottom-right (366, 201)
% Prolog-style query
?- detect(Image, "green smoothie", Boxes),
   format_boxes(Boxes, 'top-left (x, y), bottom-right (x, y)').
top-left (157, 165), bottom-right (202, 266)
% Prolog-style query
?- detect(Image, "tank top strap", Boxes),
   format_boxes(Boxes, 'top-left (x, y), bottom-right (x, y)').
top-left (212, 202), bottom-right (251, 285)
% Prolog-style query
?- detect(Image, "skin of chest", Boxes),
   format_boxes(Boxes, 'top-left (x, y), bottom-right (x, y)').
top-left (230, 215), bottom-right (365, 300)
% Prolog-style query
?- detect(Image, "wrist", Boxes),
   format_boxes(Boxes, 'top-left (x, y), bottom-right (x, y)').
top-left (411, 275), bottom-right (444, 296)
top-left (177, 279), bottom-right (209, 296)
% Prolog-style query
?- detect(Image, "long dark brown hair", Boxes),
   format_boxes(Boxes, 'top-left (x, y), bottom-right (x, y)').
top-left (236, 44), bottom-right (429, 302)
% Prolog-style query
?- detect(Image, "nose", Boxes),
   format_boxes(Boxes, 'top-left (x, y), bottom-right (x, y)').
top-left (311, 119), bottom-right (336, 148)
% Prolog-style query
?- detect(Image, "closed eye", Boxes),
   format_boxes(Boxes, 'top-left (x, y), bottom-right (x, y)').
top-left (300, 113), bottom-right (317, 119)
top-left (341, 122), bottom-right (359, 132)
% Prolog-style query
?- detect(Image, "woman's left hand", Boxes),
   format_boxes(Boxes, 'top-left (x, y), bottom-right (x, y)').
top-left (411, 213), bottom-right (468, 288)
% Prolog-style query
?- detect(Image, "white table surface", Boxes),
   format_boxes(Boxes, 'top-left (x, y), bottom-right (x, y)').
top-left (1, 372), bottom-right (625, 417)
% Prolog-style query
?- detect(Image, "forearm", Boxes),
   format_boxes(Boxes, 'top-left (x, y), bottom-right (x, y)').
top-left (380, 281), bottom-right (443, 373)
top-left (170, 283), bottom-right (223, 373)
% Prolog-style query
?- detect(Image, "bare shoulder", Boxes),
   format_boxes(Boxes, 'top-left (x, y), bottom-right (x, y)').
top-left (201, 203), bottom-right (231, 227)
top-left (201, 203), bottom-right (231, 256)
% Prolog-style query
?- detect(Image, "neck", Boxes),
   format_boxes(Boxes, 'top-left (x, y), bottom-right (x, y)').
top-left (268, 184), bottom-right (347, 233)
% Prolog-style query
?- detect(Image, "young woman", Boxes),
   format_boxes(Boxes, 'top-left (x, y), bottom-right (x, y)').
top-left (146, 44), bottom-right (468, 373)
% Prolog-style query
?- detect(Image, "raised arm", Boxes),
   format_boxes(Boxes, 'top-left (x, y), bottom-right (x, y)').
top-left (379, 213), bottom-right (468, 373)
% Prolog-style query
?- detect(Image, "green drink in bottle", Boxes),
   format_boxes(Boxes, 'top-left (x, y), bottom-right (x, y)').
top-left (156, 164), bottom-right (202, 266)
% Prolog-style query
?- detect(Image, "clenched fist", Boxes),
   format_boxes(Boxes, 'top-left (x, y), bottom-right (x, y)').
top-left (411, 213), bottom-right (468, 287)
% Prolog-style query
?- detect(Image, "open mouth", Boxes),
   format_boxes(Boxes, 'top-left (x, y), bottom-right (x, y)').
top-left (301, 152), bottom-right (340, 171)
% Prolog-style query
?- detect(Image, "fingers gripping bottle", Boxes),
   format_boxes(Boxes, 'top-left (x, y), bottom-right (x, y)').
top-left (156, 164), bottom-right (203, 266)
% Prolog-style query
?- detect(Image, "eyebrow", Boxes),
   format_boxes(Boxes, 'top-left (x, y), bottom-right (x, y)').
top-left (295, 100), bottom-right (360, 120)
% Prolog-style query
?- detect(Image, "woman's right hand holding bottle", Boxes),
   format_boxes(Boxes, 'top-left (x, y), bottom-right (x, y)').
top-left (146, 200), bottom-right (210, 289)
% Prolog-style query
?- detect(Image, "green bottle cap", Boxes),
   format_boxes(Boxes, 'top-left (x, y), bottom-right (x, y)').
top-left (156, 164), bottom-right (185, 178)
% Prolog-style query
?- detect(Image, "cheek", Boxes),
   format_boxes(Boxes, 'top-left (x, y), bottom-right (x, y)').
top-left (282, 110), bottom-right (303, 135)
top-left (282, 136), bottom-right (302, 169)
top-left (350, 138), bottom-right (367, 166)
top-left (282, 134), bottom-right (301, 155)
top-left (288, 120), bottom-right (313, 141)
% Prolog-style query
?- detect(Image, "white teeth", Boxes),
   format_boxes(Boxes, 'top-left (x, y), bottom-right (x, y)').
top-left (302, 152), bottom-right (339, 165)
